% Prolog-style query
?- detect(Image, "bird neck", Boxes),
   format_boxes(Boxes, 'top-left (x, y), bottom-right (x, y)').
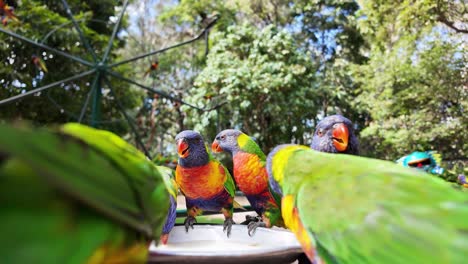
top-left (178, 153), bottom-right (209, 168)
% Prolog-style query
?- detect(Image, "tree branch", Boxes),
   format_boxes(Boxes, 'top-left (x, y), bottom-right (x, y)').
top-left (437, 14), bottom-right (468, 34)
top-left (435, 0), bottom-right (468, 34)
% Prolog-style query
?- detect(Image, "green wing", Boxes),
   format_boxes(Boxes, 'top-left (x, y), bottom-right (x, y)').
top-left (156, 165), bottom-right (178, 199)
top-left (0, 158), bottom-right (126, 264)
top-left (221, 162), bottom-right (236, 198)
top-left (207, 144), bottom-right (236, 198)
top-left (61, 123), bottom-right (170, 236)
top-left (0, 123), bottom-right (169, 238)
top-left (285, 149), bottom-right (468, 264)
top-left (241, 137), bottom-right (267, 161)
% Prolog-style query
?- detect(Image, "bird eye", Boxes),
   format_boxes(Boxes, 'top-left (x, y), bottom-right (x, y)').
top-left (220, 135), bottom-right (226, 140)
top-left (317, 129), bottom-right (324, 137)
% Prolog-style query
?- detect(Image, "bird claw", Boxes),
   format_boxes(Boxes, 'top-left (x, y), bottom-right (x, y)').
top-left (184, 216), bottom-right (197, 232)
top-left (240, 214), bottom-right (262, 225)
top-left (248, 221), bottom-right (266, 237)
top-left (223, 217), bottom-right (235, 237)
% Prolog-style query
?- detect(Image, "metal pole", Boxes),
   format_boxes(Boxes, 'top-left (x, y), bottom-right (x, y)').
top-left (101, 0), bottom-right (129, 63)
top-left (79, 73), bottom-right (100, 123)
top-left (109, 16), bottom-right (219, 68)
top-left (0, 27), bottom-right (93, 67)
top-left (102, 76), bottom-right (152, 159)
top-left (0, 69), bottom-right (96, 106)
top-left (105, 69), bottom-right (205, 111)
top-left (61, 0), bottom-right (99, 62)
top-left (90, 72), bottom-right (102, 128)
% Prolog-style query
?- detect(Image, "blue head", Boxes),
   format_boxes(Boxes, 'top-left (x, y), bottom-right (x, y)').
top-left (212, 129), bottom-right (243, 155)
top-left (397, 151), bottom-right (444, 175)
top-left (311, 115), bottom-right (359, 155)
top-left (175, 130), bottom-right (209, 168)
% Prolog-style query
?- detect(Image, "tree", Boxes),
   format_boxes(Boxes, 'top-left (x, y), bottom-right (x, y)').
top-left (182, 24), bottom-right (319, 151)
top-left (160, 0), bottom-right (370, 149)
top-left (117, 0), bottom-right (214, 157)
top-left (353, 0), bottom-right (467, 165)
top-left (289, 0), bottom-right (368, 130)
top-left (159, 0), bottom-right (293, 31)
top-left (0, 0), bottom-right (141, 135)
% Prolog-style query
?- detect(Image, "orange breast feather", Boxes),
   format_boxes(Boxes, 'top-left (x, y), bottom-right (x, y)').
top-left (233, 152), bottom-right (269, 195)
top-left (176, 161), bottom-right (226, 199)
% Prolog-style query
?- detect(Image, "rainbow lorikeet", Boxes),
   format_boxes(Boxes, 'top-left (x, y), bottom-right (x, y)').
top-left (31, 55), bottom-right (48, 73)
top-left (458, 174), bottom-right (468, 188)
top-left (396, 151), bottom-right (444, 175)
top-left (267, 144), bottom-right (468, 264)
top-left (212, 129), bottom-right (283, 236)
top-left (157, 165), bottom-right (178, 245)
top-left (0, 123), bottom-right (171, 263)
top-left (175, 130), bottom-right (236, 237)
top-left (311, 115), bottom-right (359, 155)
top-left (143, 60), bottom-right (159, 78)
top-left (0, 0), bottom-right (18, 26)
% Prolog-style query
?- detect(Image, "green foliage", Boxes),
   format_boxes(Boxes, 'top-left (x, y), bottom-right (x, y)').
top-left (117, 0), bottom-right (214, 156)
top-left (289, 0), bottom-right (368, 127)
top-left (152, 153), bottom-right (178, 168)
top-left (0, 0), bottom-right (142, 135)
top-left (158, 0), bottom-right (237, 32)
top-left (293, 0), bottom-right (366, 63)
top-left (183, 23), bottom-right (318, 150)
top-left (356, 0), bottom-right (468, 50)
top-left (353, 1), bottom-right (467, 162)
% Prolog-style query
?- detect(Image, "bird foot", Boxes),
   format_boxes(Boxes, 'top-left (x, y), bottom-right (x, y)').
top-left (248, 220), bottom-right (267, 237)
top-left (184, 216), bottom-right (197, 232)
top-left (223, 217), bottom-right (235, 237)
top-left (240, 214), bottom-right (262, 225)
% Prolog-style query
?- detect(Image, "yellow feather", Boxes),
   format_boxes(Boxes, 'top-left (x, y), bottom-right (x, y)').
top-left (429, 151), bottom-right (442, 165)
top-left (272, 145), bottom-right (309, 186)
top-left (237, 133), bottom-right (250, 148)
top-left (281, 194), bottom-right (296, 228)
top-left (87, 242), bottom-right (148, 264)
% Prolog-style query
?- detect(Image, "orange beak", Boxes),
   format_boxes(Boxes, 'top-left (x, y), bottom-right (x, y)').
top-left (177, 139), bottom-right (189, 158)
top-left (332, 123), bottom-right (349, 152)
top-left (211, 140), bottom-right (222, 153)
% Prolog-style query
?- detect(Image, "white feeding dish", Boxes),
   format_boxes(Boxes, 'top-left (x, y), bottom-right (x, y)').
top-left (149, 224), bottom-right (303, 264)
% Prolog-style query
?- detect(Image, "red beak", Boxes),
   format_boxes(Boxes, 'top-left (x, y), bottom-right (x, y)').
top-left (332, 123), bottom-right (349, 152)
top-left (211, 140), bottom-right (222, 153)
top-left (177, 139), bottom-right (189, 158)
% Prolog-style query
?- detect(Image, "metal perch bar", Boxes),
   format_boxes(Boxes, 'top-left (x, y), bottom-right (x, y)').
top-left (0, 3), bottom-right (222, 130)
top-left (0, 69), bottom-right (96, 106)
top-left (105, 70), bottom-right (205, 111)
top-left (40, 18), bottom-right (110, 44)
top-left (0, 27), bottom-right (93, 67)
top-left (78, 73), bottom-right (100, 123)
top-left (60, 0), bottom-right (99, 62)
top-left (108, 16), bottom-right (219, 68)
top-left (101, 0), bottom-right (129, 63)
top-left (102, 76), bottom-right (152, 159)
